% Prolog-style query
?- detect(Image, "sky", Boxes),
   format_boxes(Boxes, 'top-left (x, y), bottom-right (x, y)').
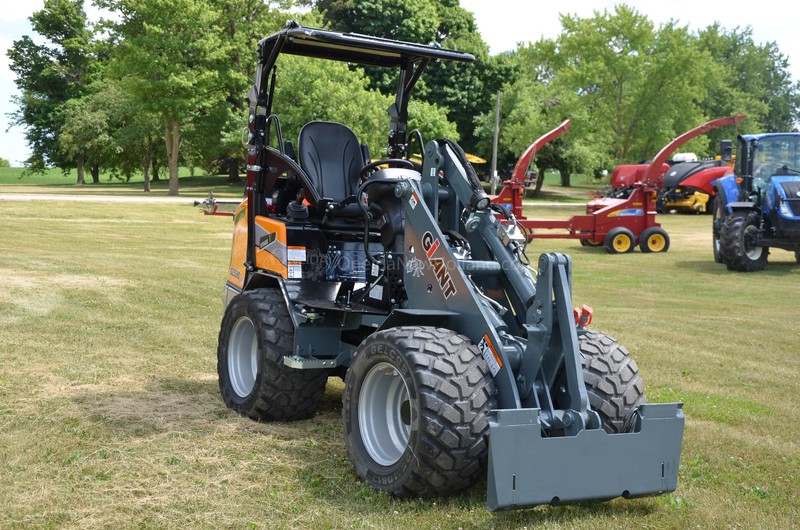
top-left (1, 0), bottom-right (798, 166)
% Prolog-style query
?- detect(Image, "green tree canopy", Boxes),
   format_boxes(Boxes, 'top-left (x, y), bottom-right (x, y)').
top-left (102, 0), bottom-right (230, 195)
top-left (478, 4), bottom-right (778, 187)
top-left (7, 0), bottom-right (99, 177)
top-left (315, 0), bottom-right (500, 154)
top-left (697, 24), bottom-right (800, 141)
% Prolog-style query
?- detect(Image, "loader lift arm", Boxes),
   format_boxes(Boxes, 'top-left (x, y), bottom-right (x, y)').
top-left (401, 140), bottom-right (685, 509)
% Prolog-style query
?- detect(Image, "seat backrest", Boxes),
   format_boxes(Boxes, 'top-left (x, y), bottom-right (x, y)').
top-left (298, 121), bottom-right (364, 203)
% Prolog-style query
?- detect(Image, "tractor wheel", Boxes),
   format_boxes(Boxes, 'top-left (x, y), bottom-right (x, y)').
top-left (639, 227), bottom-right (670, 253)
top-left (604, 227), bottom-right (635, 254)
top-left (578, 331), bottom-right (646, 433)
top-left (712, 198), bottom-right (726, 263)
top-left (217, 288), bottom-right (328, 421)
top-left (343, 326), bottom-right (496, 498)
top-left (719, 210), bottom-right (769, 272)
top-left (579, 234), bottom-right (603, 247)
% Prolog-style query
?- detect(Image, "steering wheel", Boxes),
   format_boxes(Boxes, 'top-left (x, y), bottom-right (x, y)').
top-left (359, 158), bottom-right (420, 180)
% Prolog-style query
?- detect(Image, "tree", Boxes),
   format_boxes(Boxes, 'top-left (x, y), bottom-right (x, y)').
top-left (7, 0), bottom-right (98, 179)
top-left (698, 24), bottom-right (800, 140)
top-left (59, 87), bottom-right (115, 185)
top-left (551, 6), bottom-right (718, 163)
top-left (196, 1), bottom-right (293, 182)
top-left (103, 0), bottom-right (230, 195)
top-left (316, 0), bottom-right (495, 153)
top-left (271, 54), bottom-right (457, 154)
top-left (483, 5), bottom-right (725, 187)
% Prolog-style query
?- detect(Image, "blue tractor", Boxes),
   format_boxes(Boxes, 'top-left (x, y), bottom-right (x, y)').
top-left (713, 133), bottom-right (800, 271)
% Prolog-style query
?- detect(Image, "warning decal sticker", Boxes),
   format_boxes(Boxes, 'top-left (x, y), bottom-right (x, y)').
top-left (478, 333), bottom-right (503, 377)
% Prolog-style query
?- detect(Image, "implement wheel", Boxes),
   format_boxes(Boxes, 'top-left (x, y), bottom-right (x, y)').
top-left (719, 210), bottom-right (768, 272)
top-left (343, 326), bottom-right (496, 498)
top-left (604, 227), bottom-right (635, 254)
top-left (217, 289), bottom-right (328, 421)
top-left (639, 227), bottom-right (670, 253)
top-left (579, 331), bottom-right (646, 433)
top-left (579, 233), bottom-right (603, 247)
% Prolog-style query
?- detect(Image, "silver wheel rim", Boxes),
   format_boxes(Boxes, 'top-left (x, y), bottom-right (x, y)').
top-left (359, 362), bottom-right (411, 466)
top-left (743, 225), bottom-right (763, 260)
top-left (228, 316), bottom-right (258, 398)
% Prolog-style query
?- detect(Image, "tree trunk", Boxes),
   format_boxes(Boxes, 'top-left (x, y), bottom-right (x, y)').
top-left (142, 144), bottom-right (152, 193)
top-left (90, 161), bottom-right (100, 184)
top-left (227, 157), bottom-right (241, 183)
top-left (164, 119), bottom-right (181, 196)
top-left (152, 157), bottom-right (160, 181)
top-left (76, 152), bottom-right (85, 185)
top-left (560, 169), bottom-right (571, 187)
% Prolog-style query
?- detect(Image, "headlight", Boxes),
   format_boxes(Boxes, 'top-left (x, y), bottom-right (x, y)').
top-left (779, 200), bottom-right (793, 217)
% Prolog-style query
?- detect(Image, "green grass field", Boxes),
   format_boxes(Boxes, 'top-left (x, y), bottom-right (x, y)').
top-left (0, 188), bottom-right (798, 529)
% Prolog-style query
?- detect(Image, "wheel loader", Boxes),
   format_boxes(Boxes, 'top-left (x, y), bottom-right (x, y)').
top-left (217, 20), bottom-right (685, 511)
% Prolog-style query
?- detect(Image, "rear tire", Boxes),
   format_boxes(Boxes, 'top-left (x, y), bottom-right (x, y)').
top-left (579, 331), bottom-right (646, 433)
top-left (604, 227), bottom-right (635, 254)
top-left (343, 327), bottom-right (496, 498)
top-left (719, 210), bottom-right (769, 272)
top-left (638, 227), bottom-right (670, 253)
top-left (217, 289), bottom-right (328, 421)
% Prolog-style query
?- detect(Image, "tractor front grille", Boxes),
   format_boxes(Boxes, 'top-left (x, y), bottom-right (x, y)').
top-left (779, 181), bottom-right (800, 216)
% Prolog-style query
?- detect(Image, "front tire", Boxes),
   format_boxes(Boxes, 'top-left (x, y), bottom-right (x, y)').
top-left (343, 327), bottom-right (496, 498)
top-left (712, 197), bottom-right (726, 263)
top-left (719, 210), bottom-right (769, 272)
top-left (579, 331), bottom-right (646, 433)
top-left (217, 289), bottom-right (328, 421)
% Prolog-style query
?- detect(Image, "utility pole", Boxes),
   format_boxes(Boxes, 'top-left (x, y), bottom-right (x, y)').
top-left (490, 90), bottom-right (501, 195)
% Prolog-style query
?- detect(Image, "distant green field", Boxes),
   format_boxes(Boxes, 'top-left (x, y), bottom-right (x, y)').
top-left (1, 166), bottom-right (602, 202)
top-left (0, 166), bottom-right (246, 198)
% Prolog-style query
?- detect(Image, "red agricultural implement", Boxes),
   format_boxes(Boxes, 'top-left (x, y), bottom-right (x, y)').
top-left (490, 119), bottom-right (572, 217)
top-left (502, 115), bottom-right (745, 253)
top-left (194, 192), bottom-right (238, 217)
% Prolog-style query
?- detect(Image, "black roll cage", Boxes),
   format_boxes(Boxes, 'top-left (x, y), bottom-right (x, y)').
top-left (249, 20), bottom-right (475, 157)
top-left (243, 20), bottom-right (474, 281)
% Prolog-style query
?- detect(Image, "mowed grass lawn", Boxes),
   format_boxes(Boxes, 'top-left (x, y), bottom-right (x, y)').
top-left (0, 193), bottom-right (798, 529)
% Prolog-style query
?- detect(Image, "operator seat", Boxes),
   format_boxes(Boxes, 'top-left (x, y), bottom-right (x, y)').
top-left (297, 121), bottom-right (367, 217)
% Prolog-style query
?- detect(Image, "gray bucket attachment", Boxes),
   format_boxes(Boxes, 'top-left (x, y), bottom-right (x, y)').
top-left (486, 403), bottom-right (685, 511)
